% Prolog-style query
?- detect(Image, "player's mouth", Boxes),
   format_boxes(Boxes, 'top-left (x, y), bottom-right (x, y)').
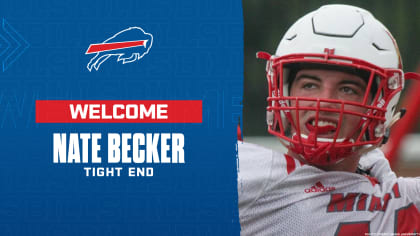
top-left (305, 118), bottom-right (337, 135)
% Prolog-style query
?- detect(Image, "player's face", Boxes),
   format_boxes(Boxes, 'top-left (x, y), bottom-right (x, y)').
top-left (289, 69), bottom-right (369, 140)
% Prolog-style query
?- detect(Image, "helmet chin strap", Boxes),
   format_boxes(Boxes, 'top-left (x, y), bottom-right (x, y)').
top-left (291, 107), bottom-right (407, 164)
top-left (288, 131), bottom-right (356, 165)
top-left (277, 132), bottom-right (370, 166)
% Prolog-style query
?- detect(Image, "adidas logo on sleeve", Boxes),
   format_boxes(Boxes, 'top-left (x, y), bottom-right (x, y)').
top-left (304, 181), bottom-right (336, 193)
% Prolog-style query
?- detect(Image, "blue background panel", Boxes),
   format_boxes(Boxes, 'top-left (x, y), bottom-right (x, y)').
top-left (0, 0), bottom-right (243, 235)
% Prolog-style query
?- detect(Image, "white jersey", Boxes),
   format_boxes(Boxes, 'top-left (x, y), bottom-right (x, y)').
top-left (237, 142), bottom-right (420, 235)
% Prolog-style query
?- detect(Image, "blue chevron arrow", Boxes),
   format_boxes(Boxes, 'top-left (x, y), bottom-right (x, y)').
top-left (0, 24), bottom-right (10, 58)
top-left (0, 18), bottom-right (30, 72)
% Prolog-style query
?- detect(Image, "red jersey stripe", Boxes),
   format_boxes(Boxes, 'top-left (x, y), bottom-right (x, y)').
top-left (366, 176), bottom-right (379, 186)
top-left (285, 154), bottom-right (296, 174)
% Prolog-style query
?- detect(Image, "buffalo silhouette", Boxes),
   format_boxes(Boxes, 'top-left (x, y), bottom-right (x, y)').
top-left (86, 27), bottom-right (153, 71)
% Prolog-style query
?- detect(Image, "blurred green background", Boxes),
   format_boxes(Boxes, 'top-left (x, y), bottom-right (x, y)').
top-left (243, 0), bottom-right (420, 136)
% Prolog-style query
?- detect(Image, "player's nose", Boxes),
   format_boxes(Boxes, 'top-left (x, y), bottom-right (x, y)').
top-left (306, 87), bottom-right (341, 111)
top-left (318, 85), bottom-right (338, 100)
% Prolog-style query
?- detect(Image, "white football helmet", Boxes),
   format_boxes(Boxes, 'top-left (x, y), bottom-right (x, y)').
top-left (257, 4), bottom-right (419, 165)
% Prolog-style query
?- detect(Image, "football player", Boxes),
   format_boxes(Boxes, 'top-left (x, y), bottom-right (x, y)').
top-left (238, 4), bottom-right (420, 235)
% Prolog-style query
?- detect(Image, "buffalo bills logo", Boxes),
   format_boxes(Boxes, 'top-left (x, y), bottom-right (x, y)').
top-left (86, 27), bottom-right (153, 71)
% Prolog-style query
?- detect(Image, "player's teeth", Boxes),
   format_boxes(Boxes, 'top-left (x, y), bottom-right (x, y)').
top-left (311, 120), bottom-right (337, 128)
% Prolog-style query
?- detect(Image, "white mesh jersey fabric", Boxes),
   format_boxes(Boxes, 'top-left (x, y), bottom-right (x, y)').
top-left (237, 142), bottom-right (420, 235)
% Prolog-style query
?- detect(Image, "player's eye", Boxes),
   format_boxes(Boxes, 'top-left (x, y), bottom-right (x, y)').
top-left (302, 83), bottom-right (318, 90)
top-left (340, 86), bottom-right (359, 95)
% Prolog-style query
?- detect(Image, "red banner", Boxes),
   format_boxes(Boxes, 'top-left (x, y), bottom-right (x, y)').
top-left (36, 100), bottom-right (202, 123)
